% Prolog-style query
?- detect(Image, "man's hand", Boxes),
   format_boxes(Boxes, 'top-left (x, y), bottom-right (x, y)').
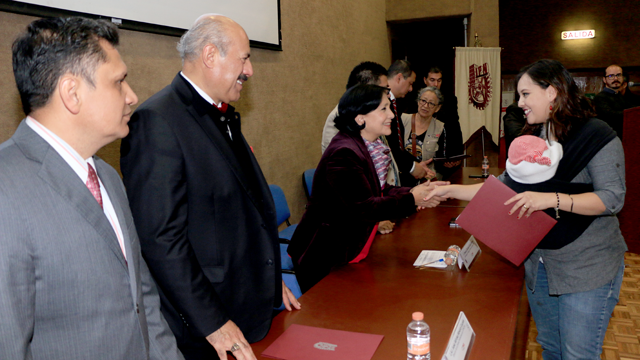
top-left (377, 220), bottom-right (395, 234)
top-left (282, 280), bottom-right (301, 311)
top-left (206, 320), bottom-right (256, 360)
top-left (410, 161), bottom-right (427, 179)
top-left (419, 159), bottom-right (436, 179)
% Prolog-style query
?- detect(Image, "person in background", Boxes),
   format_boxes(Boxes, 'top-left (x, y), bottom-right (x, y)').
top-left (120, 14), bottom-right (299, 360)
top-left (0, 17), bottom-right (183, 360)
top-left (424, 67), bottom-right (465, 180)
top-left (401, 86), bottom-right (444, 183)
top-left (386, 60), bottom-right (433, 186)
top-left (426, 59), bottom-right (626, 360)
top-left (288, 84), bottom-right (447, 293)
top-left (594, 64), bottom-right (637, 138)
top-left (322, 61), bottom-right (389, 153)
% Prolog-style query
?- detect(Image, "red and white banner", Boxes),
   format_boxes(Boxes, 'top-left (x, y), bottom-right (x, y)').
top-left (455, 47), bottom-right (502, 143)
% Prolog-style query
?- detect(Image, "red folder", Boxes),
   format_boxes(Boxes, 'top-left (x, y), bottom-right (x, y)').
top-left (261, 324), bottom-right (384, 360)
top-left (455, 175), bottom-right (557, 266)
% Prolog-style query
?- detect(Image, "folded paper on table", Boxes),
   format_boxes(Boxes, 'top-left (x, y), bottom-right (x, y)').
top-left (414, 250), bottom-right (447, 268)
top-left (261, 324), bottom-right (384, 360)
top-left (455, 175), bottom-right (557, 266)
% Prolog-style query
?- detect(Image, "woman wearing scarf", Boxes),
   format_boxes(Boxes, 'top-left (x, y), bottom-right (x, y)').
top-left (426, 59), bottom-right (626, 359)
top-left (288, 84), bottom-right (447, 293)
top-left (401, 86), bottom-right (445, 183)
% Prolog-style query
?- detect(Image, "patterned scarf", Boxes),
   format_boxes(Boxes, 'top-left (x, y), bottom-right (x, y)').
top-left (363, 137), bottom-right (391, 189)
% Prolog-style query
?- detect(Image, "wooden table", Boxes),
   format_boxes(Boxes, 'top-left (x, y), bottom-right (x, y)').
top-left (253, 168), bottom-right (526, 359)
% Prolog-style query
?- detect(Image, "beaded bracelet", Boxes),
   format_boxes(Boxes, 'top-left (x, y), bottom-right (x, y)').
top-left (555, 192), bottom-right (560, 219)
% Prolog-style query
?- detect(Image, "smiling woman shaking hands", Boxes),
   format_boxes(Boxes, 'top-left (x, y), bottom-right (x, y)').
top-left (287, 84), bottom-right (448, 293)
top-left (426, 59), bottom-right (626, 359)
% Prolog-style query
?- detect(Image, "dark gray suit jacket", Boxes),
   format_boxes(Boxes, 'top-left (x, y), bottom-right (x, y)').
top-left (0, 121), bottom-right (183, 360)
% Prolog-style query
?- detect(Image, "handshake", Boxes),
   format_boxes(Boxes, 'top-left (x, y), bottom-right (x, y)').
top-left (410, 180), bottom-right (450, 209)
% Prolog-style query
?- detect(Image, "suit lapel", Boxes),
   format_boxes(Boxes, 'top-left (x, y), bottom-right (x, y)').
top-left (14, 123), bottom-right (129, 270)
top-left (95, 159), bottom-right (135, 278)
top-left (172, 75), bottom-right (267, 216)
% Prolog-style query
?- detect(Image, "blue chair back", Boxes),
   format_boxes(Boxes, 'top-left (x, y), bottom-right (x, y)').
top-left (280, 243), bottom-right (294, 270)
top-left (269, 184), bottom-right (291, 227)
top-left (302, 169), bottom-right (315, 200)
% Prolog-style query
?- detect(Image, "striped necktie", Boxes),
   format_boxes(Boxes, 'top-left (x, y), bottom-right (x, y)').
top-left (86, 163), bottom-right (103, 209)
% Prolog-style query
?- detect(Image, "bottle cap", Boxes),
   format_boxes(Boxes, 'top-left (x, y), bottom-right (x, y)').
top-left (412, 312), bottom-right (424, 321)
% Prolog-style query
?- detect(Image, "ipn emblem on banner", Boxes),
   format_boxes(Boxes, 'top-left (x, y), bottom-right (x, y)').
top-left (468, 63), bottom-right (493, 110)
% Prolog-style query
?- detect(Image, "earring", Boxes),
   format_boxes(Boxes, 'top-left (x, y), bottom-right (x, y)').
top-left (549, 104), bottom-right (553, 111)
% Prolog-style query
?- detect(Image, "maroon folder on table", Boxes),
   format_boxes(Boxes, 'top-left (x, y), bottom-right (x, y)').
top-left (261, 324), bottom-right (384, 360)
top-left (455, 175), bottom-right (557, 266)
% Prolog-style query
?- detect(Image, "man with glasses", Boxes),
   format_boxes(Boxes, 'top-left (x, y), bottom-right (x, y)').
top-left (595, 64), bottom-right (633, 138)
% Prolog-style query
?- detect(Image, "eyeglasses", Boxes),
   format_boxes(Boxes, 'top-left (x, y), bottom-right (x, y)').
top-left (606, 73), bottom-right (623, 79)
top-left (418, 99), bottom-right (438, 108)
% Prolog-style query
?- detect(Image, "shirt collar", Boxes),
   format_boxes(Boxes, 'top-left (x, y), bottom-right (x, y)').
top-left (180, 71), bottom-right (226, 110)
top-left (26, 116), bottom-right (94, 182)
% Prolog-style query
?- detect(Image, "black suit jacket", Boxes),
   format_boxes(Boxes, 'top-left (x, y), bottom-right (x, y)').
top-left (594, 88), bottom-right (625, 138)
top-left (386, 97), bottom-right (418, 184)
top-left (120, 74), bottom-right (281, 348)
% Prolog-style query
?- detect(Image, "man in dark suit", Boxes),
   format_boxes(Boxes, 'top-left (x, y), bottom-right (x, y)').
top-left (120, 15), bottom-right (300, 360)
top-left (386, 60), bottom-right (432, 185)
top-left (0, 17), bottom-right (183, 360)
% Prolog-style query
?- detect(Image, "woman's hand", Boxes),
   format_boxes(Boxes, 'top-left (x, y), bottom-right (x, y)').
top-left (504, 192), bottom-right (555, 219)
top-left (412, 180), bottom-right (449, 207)
top-left (377, 220), bottom-right (395, 234)
top-left (422, 184), bottom-right (453, 202)
top-left (423, 183), bottom-right (483, 202)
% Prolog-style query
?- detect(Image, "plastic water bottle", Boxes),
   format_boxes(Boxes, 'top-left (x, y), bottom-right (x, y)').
top-left (407, 312), bottom-right (430, 360)
top-left (444, 245), bottom-right (461, 266)
top-left (482, 156), bottom-right (490, 176)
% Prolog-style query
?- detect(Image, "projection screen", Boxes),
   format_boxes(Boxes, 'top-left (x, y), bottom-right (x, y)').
top-left (1, 0), bottom-right (282, 50)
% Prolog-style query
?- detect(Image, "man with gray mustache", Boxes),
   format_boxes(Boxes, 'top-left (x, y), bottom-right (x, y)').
top-left (121, 14), bottom-right (300, 360)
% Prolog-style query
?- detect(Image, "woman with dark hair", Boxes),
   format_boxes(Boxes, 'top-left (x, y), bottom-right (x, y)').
top-left (426, 59), bottom-right (626, 359)
top-left (288, 84), bottom-right (447, 292)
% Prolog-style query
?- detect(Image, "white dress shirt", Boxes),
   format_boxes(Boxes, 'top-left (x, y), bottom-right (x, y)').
top-left (180, 71), bottom-right (233, 140)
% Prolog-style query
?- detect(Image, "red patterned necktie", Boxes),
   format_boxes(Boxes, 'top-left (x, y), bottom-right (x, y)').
top-left (86, 163), bottom-right (103, 209)
top-left (391, 99), bottom-right (403, 148)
